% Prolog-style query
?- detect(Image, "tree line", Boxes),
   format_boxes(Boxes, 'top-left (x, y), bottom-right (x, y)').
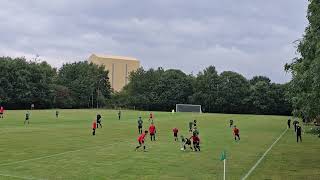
top-left (0, 56), bottom-right (292, 115)
top-left (114, 66), bottom-right (292, 115)
top-left (0, 57), bottom-right (111, 109)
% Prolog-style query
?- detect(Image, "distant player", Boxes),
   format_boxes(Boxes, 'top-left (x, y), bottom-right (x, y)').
top-left (96, 114), bottom-right (102, 128)
top-left (31, 104), bottom-right (35, 110)
top-left (191, 135), bottom-right (200, 151)
top-left (118, 110), bottom-right (121, 120)
top-left (173, 127), bottom-right (179, 141)
top-left (149, 112), bottom-right (154, 123)
top-left (229, 119), bottom-right (234, 128)
top-left (56, 110), bottom-right (59, 118)
top-left (24, 111), bottom-right (30, 125)
top-left (149, 123), bottom-right (156, 141)
top-left (92, 120), bottom-right (97, 136)
top-left (0, 106), bottom-right (4, 118)
top-left (138, 117), bottom-right (143, 134)
top-left (293, 120), bottom-right (299, 132)
top-left (296, 125), bottom-right (302, 143)
top-left (189, 121), bottom-right (193, 132)
top-left (287, 118), bottom-right (291, 129)
top-left (135, 130), bottom-right (148, 151)
top-left (181, 135), bottom-right (193, 151)
top-left (233, 125), bottom-right (240, 141)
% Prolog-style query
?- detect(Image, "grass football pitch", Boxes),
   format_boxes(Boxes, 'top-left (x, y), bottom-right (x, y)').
top-left (0, 110), bottom-right (319, 180)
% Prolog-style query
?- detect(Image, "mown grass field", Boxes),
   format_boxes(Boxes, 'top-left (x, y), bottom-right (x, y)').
top-left (0, 110), bottom-right (319, 180)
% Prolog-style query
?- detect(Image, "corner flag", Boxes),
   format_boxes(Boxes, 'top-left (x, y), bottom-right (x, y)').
top-left (220, 150), bottom-right (226, 161)
top-left (220, 150), bottom-right (227, 180)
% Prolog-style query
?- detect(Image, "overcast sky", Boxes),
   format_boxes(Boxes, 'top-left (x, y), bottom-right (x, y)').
top-left (0, 0), bottom-right (308, 83)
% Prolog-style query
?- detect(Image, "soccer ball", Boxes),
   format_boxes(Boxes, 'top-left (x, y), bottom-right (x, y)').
top-left (180, 148), bottom-right (185, 151)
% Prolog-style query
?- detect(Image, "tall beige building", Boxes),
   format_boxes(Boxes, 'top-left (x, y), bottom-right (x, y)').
top-left (89, 54), bottom-right (140, 92)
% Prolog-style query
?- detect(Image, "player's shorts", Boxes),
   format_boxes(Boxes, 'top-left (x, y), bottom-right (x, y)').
top-left (193, 141), bottom-right (200, 146)
top-left (174, 133), bottom-right (178, 137)
top-left (185, 141), bottom-right (191, 145)
top-left (150, 133), bottom-right (155, 136)
top-left (138, 140), bottom-right (144, 145)
top-left (0, 112), bottom-right (3, 115)
top-left (138, 125), bottom-right (142, 129)
top-left (25, 118), bottom-right (29, 120)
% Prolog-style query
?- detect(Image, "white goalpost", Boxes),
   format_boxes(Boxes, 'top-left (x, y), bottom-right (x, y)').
top-left (176, 104), bottom-right (202, 113)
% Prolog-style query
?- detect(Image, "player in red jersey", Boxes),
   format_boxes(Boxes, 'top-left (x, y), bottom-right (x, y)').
top-left (135, 130), bottom-right (148, 151)
top-left (233, 125), bottom-right (240, 141)
top-left (92, 120), bottom-right (97, 136)
top-left (0, 106), bottom-right (4, 118)
top-left (173, 128), bottom-right (179, 141)
top-left (149, 112), bottom-right (154, 122)
top-left (191, 135), bottom-right (200, 151)
top-left (149, 123), bottom-right (156, 141)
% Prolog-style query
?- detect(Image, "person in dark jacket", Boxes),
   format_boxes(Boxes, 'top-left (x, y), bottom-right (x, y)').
top-left (296, 125), bottom-right (302, 143)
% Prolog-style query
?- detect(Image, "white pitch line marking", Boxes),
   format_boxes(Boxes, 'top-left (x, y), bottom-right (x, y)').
top-left (0, 147), bottom-right (93, 167)
top-left (0, 172), bottom-right (44, 180)
top-left (0, 141), bottom-right (129, 167)
top-left (241, 128), bottom-right (288, 180)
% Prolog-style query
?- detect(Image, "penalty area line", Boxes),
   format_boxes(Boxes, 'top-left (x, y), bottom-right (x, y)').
top-left (241, 128), bottom-right (288, 180)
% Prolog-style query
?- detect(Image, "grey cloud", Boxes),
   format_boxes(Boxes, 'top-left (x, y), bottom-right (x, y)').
top-left (0, 0), bottom-right (308, 83)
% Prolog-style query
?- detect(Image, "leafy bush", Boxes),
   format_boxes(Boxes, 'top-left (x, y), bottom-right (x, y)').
top-left (306, 126), bottom-right (320, 137)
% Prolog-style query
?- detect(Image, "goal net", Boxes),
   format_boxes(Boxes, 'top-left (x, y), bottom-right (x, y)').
top-left (176, 104), bottom-right (202, 113)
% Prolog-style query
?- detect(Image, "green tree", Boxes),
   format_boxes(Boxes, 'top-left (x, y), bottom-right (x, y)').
top-left (250, 76), bottom-right (271, 85)
top-left (52, 85), bottom-right (74, 109)
top-left (217, 71), bottom-right (250, 113)
top-left (122, 68), bottom-right (193, 111)
top-left (247, 76), bottom-right (291, 115)
top-left (285, 0), bottom-right (320, 120)
top-left (190, 66), bottom-right (220, 113)
top-left (153, 69), bottom-right (193, 111)
top-left (0, 57), bottom-right (57, 109)
top-left (123, 67), bottom-right (164, 110)
top-left (57, 61), bottom-right (111, 108)
top-left (269, 83), bottom-right (292, 115)
top-left (249, 80), bottom-right (274, 114)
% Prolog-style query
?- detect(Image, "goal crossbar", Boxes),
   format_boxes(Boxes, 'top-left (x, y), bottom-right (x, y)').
top-left (176, 104), bottom-right (202, 113)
